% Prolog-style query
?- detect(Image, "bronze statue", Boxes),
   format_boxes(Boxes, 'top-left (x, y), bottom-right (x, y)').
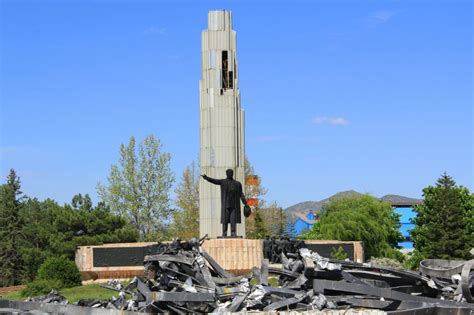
top-left (201, 169), bottom-right (248, 237)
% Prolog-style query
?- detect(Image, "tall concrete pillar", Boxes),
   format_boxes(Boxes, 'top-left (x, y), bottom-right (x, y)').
top-left (199, 10), bottom-right (246, 238)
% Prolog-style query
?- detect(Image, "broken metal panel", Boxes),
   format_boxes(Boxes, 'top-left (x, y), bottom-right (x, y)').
top-left (260, 259), bottom-right (269, 286)
top-left (150, 292), bottom-right (215, 302)
top-left (314, 279), bottom-right (473, 309)
top-left (461, 260), bottom-right (474, 303)
top-left (143, 254), bottom-right (194, 266)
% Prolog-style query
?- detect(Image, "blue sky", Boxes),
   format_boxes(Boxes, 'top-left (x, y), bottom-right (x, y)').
top-left (1, 0), bottom-right (472, 208)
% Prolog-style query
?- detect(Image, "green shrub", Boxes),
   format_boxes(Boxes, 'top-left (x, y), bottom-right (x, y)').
top-left (21, 279), bottom-right (63, 297)
top-left (403, 250), bottom-right (426, 270)
top-left (37, 256), bottom-right (82, 288)
top-left (369, 256), bottom-right (403, 269)
top-left (330, 246), bottom-right (349, 260)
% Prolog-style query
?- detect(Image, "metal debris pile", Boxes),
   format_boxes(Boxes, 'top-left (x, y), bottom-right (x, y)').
top-left (263, 237), bottom-right (304, 263)
top-left (81, 237), bottom-right (473, 314)
top-left (25, 290), bottom-right (68, 304)
top-left (15, 237), bottom-right (473, 314)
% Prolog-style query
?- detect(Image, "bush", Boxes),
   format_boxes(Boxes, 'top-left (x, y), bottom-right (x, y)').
top-left (369, 256), bottom-right (403, 269)
top-left (37, 256), bottom-right (82, 288)
top-left (330, 246), bottom-right (349, 260)
top-left (403, 250), bottom-right (426, 270)
top-left (21, 279), bottom-right (63, 297)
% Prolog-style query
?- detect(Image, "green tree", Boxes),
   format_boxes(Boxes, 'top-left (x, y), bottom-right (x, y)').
top-left (301, 194), bottom-right (404, 260)
top-left (250, 208), bottom-right (268, 239)
top-left (170, 161), bottom-right (200, 239)
top-left (46, 196), bottom-right (138, 259)
top-left (273, 206), bottom-right (290, 238)
top-left (19, 198), bottom-right (55, 281)
top-left (19, 195), bottom-right (138, 280)
top-left (97, 135), bottom-right (175, 240)
top-left (0, 169), bottom-right (25, 286)
top-left (411, 173), bottom-right (473, 260)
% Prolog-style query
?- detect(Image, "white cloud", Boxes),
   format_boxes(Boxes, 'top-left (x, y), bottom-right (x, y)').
top-left (312, 116), bottom-right (349, 125)
top-left (144, 27), bottom-right (167, 35)
top-left (368, 10), bottom-right (399, 26)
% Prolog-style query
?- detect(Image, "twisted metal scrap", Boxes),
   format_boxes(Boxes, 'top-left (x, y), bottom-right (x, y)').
top-left (23, 237), bottom-right (474, 314)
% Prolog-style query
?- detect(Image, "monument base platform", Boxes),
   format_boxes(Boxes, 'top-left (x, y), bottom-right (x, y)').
top-left (75, 239), bottom-right (362, 280)
top-left (76, 239), bottom-right (263, 280)
top-left (201, 238), bottom-right (262, 274)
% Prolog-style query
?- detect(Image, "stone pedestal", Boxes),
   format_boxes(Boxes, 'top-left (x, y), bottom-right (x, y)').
top-left (201, 238), bottom-right (262, 274)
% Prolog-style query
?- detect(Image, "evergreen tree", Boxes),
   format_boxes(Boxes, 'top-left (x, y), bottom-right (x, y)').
top-left (19, 198), bottom-right (54, 281)
top-left (411, 173), bottom-right (473, 260)
top-left (20, 195), bottom-right (138, 280)
top-left (46, 196), bottom-right (139, 259)
top-left (0, 169), bottom-right (25, 286)
top-left (170, 161), bottom-right (200, 239)
top-left (274, 207), bottom-right (290, 238)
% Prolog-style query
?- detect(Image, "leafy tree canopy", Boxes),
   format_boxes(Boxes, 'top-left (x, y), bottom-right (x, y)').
top-left (97, 135), bottom-right (175, 240)
top-left (169, 161), bottom-right (200, 240)
top-left (300, 194), bottom-right (404, 260)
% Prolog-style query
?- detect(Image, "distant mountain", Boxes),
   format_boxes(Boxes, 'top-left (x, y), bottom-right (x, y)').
top-left (380, 194), bottom-right (422, 207)
top-left (285, 190), bottom-right (362, 214)
top-left (285, 191), bottom-right (421, 222)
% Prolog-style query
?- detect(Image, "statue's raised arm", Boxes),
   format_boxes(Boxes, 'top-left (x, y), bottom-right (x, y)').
top-left (201, 174), bottom-right (223, 185)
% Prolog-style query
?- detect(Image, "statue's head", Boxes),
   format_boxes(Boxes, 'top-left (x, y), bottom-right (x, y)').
top-left (226, 169), bottom-right (234, 179)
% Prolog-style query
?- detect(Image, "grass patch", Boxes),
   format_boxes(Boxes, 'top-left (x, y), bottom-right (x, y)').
top-left (268, 277), bottom-right (279, 287)
top-left (1, 290), bottom-right (23, 301)
top-left (249, 277), bottom-right (279, 287)
top-left (1, 284), bottom-right (121, 303)
top-left (2, 278), bottom-right (281, 302)
top-left (60, 284), bottom-right (121, 303)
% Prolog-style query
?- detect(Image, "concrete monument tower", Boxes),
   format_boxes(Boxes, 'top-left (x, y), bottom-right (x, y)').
top-left (199, 10), bottom-right (246, 238)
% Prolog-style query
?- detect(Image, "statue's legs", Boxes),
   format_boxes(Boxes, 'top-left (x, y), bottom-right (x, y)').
top-left (222, 208), bottom-right (237, 237)
top-left (229, 207), bottom-right (237, 237)
top-left (222, 222), bottom-right (228, 237)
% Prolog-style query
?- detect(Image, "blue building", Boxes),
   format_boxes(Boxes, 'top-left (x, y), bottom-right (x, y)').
top-left (292, 209), bottom-right (317, 235)
top-left (381, 195), bottom-right (421, 250)
top-left (393, 207), bottom-right (416, 249)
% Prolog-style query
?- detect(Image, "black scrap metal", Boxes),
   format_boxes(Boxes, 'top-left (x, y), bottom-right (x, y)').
top-left (12, 236), bottom-right (474, 314)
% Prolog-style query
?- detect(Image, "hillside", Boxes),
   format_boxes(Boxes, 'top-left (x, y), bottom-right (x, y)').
top-left (285, 190), bottom-right (362, 213)
top-left (285, 191), bottom-right (421, 221)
